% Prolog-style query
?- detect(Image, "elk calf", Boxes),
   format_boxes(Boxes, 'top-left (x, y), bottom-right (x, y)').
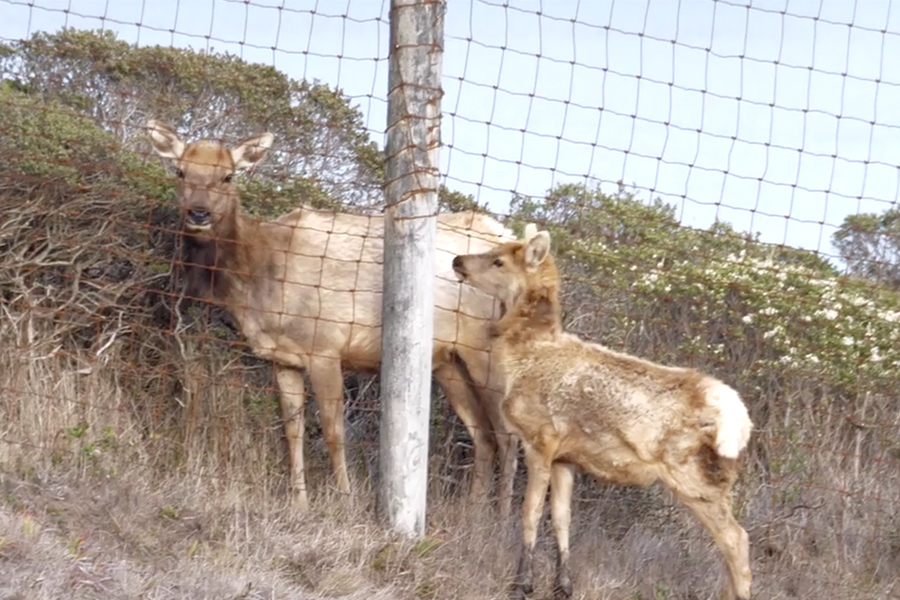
top-left (453, 225), bottom-right (753, 600)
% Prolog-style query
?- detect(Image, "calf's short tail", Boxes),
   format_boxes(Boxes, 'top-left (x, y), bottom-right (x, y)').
top-left (701, 379), bottom-right (753, 459)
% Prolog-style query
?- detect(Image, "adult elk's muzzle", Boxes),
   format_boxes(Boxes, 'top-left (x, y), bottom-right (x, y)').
top-left (182, 186), bottom-right (213, 230)
top-left (452, 255), bottom-right (468, 280)
top-left (186, 208), bottom-right (211, 227)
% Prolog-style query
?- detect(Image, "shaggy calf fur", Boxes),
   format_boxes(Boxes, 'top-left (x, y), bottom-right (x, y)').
top-left (452, 225), bottom-right (753, 600)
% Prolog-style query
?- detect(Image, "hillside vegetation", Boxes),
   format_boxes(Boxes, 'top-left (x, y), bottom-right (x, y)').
top-left (1, 29), bottom-right (898, 600)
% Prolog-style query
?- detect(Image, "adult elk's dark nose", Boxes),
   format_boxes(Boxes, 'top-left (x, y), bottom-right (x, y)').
top-left (452, 255), bottom-right (467, 277)
top-left (187, 209), bottom-right (210, 225)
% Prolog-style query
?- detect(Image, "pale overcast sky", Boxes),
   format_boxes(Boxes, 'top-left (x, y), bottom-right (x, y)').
top-left (2, 0), bottom-right (899, 261)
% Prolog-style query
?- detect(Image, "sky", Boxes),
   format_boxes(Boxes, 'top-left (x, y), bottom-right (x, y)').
top-left (2, 0), bottom-right (899, 262)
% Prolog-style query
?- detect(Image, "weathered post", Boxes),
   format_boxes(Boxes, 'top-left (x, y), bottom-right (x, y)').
top-left (379, 0), bottom-right (445, 538)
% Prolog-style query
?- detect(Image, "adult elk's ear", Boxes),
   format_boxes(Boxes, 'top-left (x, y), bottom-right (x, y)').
top-left (231, 132), bottom-right (274, 170)
top-left (146, 120), bottom-right (185, 161)
top-left (524, 230), bottom-right (551, 269)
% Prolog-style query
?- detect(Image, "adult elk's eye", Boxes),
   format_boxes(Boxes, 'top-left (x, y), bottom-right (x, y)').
top-left (223, 174), bottom-right (234, 184)
top-left (175, 168), bottom-right (185, 179)
top-left (493, 258), bottom-right (504, 268)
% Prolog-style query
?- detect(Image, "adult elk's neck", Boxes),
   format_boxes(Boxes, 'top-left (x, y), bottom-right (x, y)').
top-left (180, 210), bottom-right (256, 303)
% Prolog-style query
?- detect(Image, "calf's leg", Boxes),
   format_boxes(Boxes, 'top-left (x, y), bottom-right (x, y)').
top-left (457, 347), bottom-right (518, 519)
top-left (661, 462), bottom-right (751, 600)
top-left (678, 491), bottom-right (751, 600)
top-left (512, 429), bottom-right (558, 600)
top-left (550, 462), bottom-right (575, 599)
top-left (494, 410), bottom-right (519, 521)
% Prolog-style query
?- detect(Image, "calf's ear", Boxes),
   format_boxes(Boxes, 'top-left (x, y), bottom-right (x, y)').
top-left (524, 230), bottom-right (551, 269)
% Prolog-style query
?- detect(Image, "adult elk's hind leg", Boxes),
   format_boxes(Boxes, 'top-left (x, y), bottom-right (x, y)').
top-left (274, 365), bottom-right (309, 512)
top-left (306, 355), bottom-right (351, 496)
top-left (550, 462), bottom-right (576, 599)
top-left (433, 359), bottom-right (497, 502)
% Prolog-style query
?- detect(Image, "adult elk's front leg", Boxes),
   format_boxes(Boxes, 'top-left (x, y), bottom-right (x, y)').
top-left (307, 355), bottom-right (351, 496)
top-left (433, 359), bottom-right (497, 501)
top-left (274, 365), bottom-right (309, 512)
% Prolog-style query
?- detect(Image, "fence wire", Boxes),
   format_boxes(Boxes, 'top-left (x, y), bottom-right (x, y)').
top-left (1, 1), bottom-right (899, 599)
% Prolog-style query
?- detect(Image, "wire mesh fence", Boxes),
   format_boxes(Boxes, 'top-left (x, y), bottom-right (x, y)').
top-left (1, 1), bottom-right (899, 599)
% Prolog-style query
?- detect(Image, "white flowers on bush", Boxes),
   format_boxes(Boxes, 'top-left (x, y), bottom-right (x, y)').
top-left (763, 326), bottom-right (784, 340)
top-left (625, 244), bottom-right (900, 384)
top-left (879, 310), bottom-right (900, 323)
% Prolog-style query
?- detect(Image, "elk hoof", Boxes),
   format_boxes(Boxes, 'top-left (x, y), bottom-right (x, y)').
top-left (290, 489), bottom-right (310, 513)
top-left (512, 548), bottom-right (534, 598)
top-left (509, 582), bottom-right (533, 600)
top-left (553, 567), bottom-right (572, 600)
top-left (553, 574), bottom-right (572, 599)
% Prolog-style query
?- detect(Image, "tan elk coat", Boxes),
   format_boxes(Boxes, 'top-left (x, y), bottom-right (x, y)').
top-left (146, 120), bottom-right (518, 514)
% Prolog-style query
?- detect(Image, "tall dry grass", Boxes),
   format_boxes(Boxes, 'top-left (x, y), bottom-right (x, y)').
top-left (2, 311), bottom-right (899, 600)
top-left (1, 251), bottom-right (897, 599)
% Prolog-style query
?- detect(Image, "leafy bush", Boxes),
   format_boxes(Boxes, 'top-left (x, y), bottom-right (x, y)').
top-left (0, 86), bottom-right (176, 348)
top-left (1, 28), bottom-right (383, 208)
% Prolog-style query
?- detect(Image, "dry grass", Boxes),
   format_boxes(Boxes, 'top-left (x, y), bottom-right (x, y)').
top-left (0, 193), bottom-right (897, 597)
top-left (0, 344), bottom-right (513, 600)
top-left (2, 339), bottom-right (899, 600)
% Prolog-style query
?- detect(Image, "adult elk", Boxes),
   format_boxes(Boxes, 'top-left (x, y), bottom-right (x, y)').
top-left (453, 225), bottom-right (753, 600)
top-left (146, 120), bottom-right (518, 515)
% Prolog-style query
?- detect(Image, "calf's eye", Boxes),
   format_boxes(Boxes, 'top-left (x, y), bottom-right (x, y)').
top-left (493, 258), bottom-right (504, 267)
top-left (223, 174), bottom-right (234, 183)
